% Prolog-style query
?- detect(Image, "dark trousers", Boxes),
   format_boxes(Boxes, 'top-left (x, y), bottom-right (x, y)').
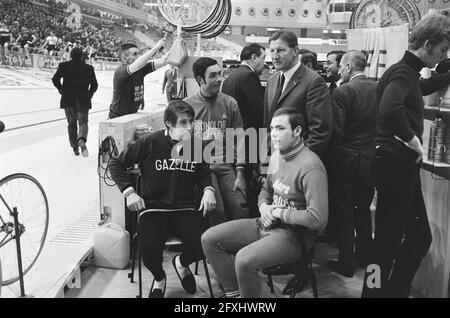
top-left (138, 210), bottom-right (208, 281)
top-left (64, 106), bottom-right (89, 149)
top-left (362, 147), bottom-right (432, 298)
top-left (332, 169), bottom-right (374, 266)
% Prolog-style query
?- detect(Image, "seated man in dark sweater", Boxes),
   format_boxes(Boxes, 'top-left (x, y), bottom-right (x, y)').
top-left (201, 107), bottom-right (328, 298)
top-left (109, 100), bottom-right (216, 298)
top-left (362, 13), bottom-right (450, 298)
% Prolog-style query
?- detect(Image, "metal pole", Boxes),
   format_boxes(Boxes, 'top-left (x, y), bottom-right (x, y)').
top-left (12, 207), bottom-right (26, 297)
top-left (197, 33), bottom-right (201, 55)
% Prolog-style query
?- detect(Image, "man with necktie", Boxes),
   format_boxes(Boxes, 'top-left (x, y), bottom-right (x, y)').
top-left (264, 30), bottom-right (332, 158)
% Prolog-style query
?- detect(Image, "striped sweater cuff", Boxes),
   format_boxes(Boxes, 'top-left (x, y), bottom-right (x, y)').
top-left (225, 290), bottom-right (240, 298)
top-left (279, 209), bottom-right (290, 224)
top-left (204, 186), bottom-right (215, 194)
top-left (123, 187), bottom-right (135, 198)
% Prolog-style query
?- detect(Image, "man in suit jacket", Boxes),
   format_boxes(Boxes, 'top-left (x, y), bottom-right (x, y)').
top-left (326, 51), bottom-right (376, 278)
top-left (222, 43), bottom-right (266, 130)
top-left (324, 50), bottom-right (346, 95)
top-left (264, 30), bottom-right (332, 158)
top-left (52, 47), bottom-right (98, 157)
top-left (222, 43), bottom-right (266, 218)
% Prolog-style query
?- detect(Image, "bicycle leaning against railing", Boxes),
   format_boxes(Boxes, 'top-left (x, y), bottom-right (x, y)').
top-left (0, 120), bottom-right (49, 298)
top-left (0, 47), bottom-right (30, 69)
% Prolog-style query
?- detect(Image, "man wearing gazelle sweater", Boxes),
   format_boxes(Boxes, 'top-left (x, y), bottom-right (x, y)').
top-left (201, 107), bottom-right (328, 298)
top-left (109, 100), bottom-right (216, 298)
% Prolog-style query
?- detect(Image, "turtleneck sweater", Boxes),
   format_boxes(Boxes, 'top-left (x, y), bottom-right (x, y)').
top-left (375, 51), bottom-right (427, 161)
top-left (258, 141), bottom-right (328, 232)
top-left (184, 90), bottom-right (245, 167)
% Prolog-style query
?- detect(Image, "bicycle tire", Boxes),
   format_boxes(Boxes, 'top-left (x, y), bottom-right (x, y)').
top-left (10, 52), bottom-right (21, 69)
top-left (0, 173), bottom-right (49, 286)
top-left (37, 55), bottom-right (47, 70)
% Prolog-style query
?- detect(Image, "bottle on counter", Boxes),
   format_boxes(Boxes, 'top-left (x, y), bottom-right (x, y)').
top-left (428, 117), bottom-right (447, 163)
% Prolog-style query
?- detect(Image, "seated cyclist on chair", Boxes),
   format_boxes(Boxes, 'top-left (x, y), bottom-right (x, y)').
top-left (201, 107), bottom-right (328, 298)
top-left (109, 100), bottom-right (216, 298)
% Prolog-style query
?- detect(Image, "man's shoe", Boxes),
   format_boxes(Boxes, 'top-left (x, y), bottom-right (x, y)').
top-left (73, 147), bottom-right (80, 156)
top-left (172, 255), bottom-right (196, 294)
top-left (326, 260), bottom-right (354, 278)
top-left (149, 276), bottom-right (166, 298)
top-left (78, 140), bottom-right (89, 157)
top-left (80, 146), bottom-right (89, 158)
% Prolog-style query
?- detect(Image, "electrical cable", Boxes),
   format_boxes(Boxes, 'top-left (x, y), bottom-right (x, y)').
top-left (98, 136), bottom-right (119, 187)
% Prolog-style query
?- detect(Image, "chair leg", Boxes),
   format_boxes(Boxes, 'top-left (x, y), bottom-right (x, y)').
top-left (129, 234), bottom-right (137, 283)
top-left (195, 261), bottom-right (199, 275)
top-left (202, 259), bottom-right (214, 298)
top-left (310, 270), bottom-right (318, 298)
top-left (267, 274), bottom-right (274, 294)
top-left (137, 248), bottom-right (143, 298)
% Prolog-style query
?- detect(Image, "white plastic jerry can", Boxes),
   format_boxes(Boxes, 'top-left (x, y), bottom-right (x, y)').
top-left (93, 223), bottom-right (130, 270)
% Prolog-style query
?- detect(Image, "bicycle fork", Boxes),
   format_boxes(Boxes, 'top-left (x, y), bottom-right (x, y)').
top-left (11, 207), bottom-right (26, 297)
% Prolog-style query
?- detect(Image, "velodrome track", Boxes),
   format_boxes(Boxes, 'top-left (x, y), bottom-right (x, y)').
top-left (0, 66), bottom-right (167, 297)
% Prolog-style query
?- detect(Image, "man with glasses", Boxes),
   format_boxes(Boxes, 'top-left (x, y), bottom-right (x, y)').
top-left (108, 38), bottom-right (170, 119)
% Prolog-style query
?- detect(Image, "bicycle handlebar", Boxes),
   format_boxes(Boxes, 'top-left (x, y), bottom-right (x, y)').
top-left (0, 120), bottom-right (5, 133)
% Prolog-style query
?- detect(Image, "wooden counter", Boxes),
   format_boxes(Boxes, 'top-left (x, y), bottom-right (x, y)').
top-left (411, 115), bottom-right (450, 298)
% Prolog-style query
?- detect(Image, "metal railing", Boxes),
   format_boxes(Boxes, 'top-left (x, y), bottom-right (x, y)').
top-left (0, 48), bottom-right (120, 71)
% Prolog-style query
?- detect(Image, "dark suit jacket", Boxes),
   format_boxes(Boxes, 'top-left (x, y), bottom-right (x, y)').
top-left (330, 75), bottom-right (377, 176)
top-left (264, 63), bottom-right (332, 155)
top-left (222, 64), bottom-right (264, 130)
top-left (163, 67), bottom-right (178, 94)
top-left (52, 60), bottom-right (98, 109)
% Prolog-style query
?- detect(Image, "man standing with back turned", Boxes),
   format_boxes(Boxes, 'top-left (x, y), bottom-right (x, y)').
top-left (52, 47), bottom-right (98, 157)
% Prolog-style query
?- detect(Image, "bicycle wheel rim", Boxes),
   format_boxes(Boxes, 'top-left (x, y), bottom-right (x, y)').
top-left (158, 0), bottom-right (221, 32)
top-left (0, 173), bottom-right (49, 286)
top-left (201, 0), bottom-right (231, 38)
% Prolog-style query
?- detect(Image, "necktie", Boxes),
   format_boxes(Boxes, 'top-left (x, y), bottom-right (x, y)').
top-left (274, 74), bottom-right (285, 103)
top-left (268, 74), bottom-right (285, 126)
top-left (329, 82), bottom-right (337, 94)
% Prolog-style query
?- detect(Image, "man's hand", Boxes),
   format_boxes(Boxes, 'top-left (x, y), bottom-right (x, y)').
top-left (271, 207), bottom-right (284, 219)
top-left (126, 192), bottom-right (145, 212)
top-left (232, 171), bottom-right (247, 200)
top-left (199, 188), bottom-right (216, 218)
top-left (406, 135), bottom-right (423, 163)
top-left (154, 37), bottom-right (167, 52)
top-left (259, 203), bottom-right (277, 229)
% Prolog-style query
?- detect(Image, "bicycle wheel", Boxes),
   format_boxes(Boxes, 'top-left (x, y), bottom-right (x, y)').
top-left (0, 173), bottom-right (49, 286)
top-left (10, 52), bottom-right (22, 69)
top-left (37, 55), bottom-right (47, 70)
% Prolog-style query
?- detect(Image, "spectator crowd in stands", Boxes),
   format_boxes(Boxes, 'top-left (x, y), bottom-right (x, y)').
top-left (0, 0), bottom-right (144, 61)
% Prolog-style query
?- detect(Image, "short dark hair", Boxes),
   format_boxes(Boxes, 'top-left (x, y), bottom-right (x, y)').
top-left (240, 43), bottom-right (265, 61)
top-left (164, 100), bottom-right (195, 129)
top-left (70, 47), bottom-right (83, 61)
top-left (299, 49), bottom-right (318, 69)
top-left (272, 107), bottom-right (305, 132)
top-left (409, 12), bottom-right (450, 50)
top-left (327, 50), bottom-right (346, 64)
top-left (192, 57), bottom-right (218, 84)
top-left (269, 30), bottom-right (298, 49)
top-left (119, 42), bottom-right (138, 57)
